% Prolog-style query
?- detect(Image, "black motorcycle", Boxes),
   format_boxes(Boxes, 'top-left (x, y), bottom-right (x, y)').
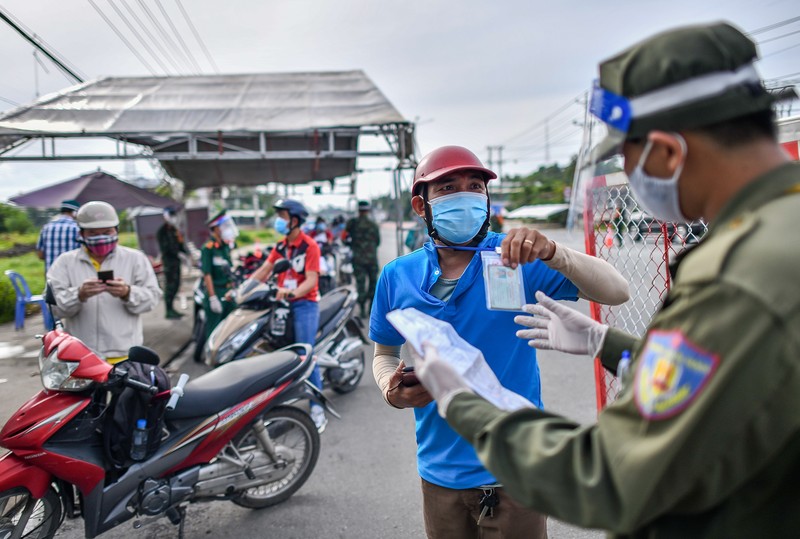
top-left (203, 260), bottom-right (367, 394)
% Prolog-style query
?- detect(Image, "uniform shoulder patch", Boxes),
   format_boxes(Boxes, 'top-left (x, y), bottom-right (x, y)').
top-left (634, 330), bottom-right (719, 420)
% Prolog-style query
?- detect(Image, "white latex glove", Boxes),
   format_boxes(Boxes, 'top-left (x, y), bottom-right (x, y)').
top-left (514, 291), bottom-right (609, 356)
top-left (209, 295), bottom-right (223, 314)
top-left (411, 342), bottom-right (474, 417)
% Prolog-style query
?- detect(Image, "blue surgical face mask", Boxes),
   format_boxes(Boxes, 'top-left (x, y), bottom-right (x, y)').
top-left (428, 192), bottom-right (488, 244)
top-left (627, 134), bottom-right (689, 223)
top-left (274, 216), bottom-right (290, 235)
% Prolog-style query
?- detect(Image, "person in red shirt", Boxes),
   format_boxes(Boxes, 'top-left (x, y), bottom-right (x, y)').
top-left (247, 199), bottom-right (326, 432)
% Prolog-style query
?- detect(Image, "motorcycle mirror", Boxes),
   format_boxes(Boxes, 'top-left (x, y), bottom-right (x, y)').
top-left (128, 346), bottom-right (160, 365)
top-left (273, 259), bottom-right (292, 275)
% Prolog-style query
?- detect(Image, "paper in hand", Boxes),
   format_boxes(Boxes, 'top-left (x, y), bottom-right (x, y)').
top-left (386, 308), bottom-right (535, 411)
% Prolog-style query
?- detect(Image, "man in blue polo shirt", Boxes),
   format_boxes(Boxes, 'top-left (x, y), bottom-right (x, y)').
top-left (370, 145), bottom-right (629, 539)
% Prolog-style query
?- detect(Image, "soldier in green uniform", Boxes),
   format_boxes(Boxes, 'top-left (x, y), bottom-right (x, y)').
top-left (345, 200), bottom-right (381, 317)
top-left (200, 210), bottom-right (238, 339)
top-left (412, 22), bottom-right (800, 538)
top-left (156, 207), bottom-right (187, 319)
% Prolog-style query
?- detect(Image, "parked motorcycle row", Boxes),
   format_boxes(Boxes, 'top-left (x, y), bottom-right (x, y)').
top-left (0, 241), bottom-right (366, 538)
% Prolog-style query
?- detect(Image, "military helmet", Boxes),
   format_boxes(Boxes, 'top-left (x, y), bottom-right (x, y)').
top-left (357, 200), bottom-right (371, 211)
top-left (273, 199), bottom-right (308, 225)
top-left (412, 146), bottom-right (496, 196)
top-left (76, 201), bottom-right (119, 229)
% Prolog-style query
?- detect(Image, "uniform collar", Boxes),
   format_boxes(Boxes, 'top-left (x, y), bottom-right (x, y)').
top-left (711, 162), bottom-right (800, 231)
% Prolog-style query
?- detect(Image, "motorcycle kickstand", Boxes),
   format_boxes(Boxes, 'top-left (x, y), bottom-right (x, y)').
top-left (165, 505), bottom-right (187, 539)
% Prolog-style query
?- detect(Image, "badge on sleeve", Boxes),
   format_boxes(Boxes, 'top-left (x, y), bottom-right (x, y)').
top-left (634, 330), bottom-right (719, 420)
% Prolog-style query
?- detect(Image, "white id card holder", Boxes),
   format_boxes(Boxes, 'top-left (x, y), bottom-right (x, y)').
top-left (283, 278), bottom-right (298, 290)
top-left (480, 249), bottom-right (526, 311)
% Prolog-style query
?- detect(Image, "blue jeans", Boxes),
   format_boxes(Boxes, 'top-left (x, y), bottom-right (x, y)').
top-left (292, 299), bottom-right (322, 391)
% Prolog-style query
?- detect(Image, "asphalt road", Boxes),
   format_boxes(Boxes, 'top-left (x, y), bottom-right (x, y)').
top-left (9, 224), bottom-right (606, 539)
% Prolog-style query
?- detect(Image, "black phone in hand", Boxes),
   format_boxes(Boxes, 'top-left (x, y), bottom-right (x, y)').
top-left (97, 270), bottom-right (114, 283)
top-left (401, 366), bottom-right (419, 387)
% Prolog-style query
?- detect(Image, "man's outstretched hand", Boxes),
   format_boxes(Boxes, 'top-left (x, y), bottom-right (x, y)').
top-left (514, 291), bottom-right (608, 356)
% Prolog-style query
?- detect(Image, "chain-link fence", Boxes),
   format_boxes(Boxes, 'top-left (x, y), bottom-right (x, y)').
top-left (582, 174), bottom-right (708, 410)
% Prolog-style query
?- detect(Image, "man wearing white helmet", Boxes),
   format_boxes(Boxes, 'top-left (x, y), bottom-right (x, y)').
top-left (47, 201), bottom-right (162, 363)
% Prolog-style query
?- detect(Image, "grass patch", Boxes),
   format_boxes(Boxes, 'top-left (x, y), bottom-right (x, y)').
top-left (0, 232), bottom-right (39, 250)
top-left (238, 228), bottom-right (281, 247)
top-left (0, 252), bottom-right (46, 294)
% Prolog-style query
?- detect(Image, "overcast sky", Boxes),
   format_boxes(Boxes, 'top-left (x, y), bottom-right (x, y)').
top-left (0, 0), bottom-right (797, 210)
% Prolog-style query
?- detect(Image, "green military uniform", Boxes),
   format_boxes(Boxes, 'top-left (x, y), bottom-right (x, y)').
top-left (156, 222), bottom-right (186, 318)
top-left (439, 22), bottom-right (800, 539)
top-left (447, 164), bottom-right (800, 538)
top-left (345, 211), bottom-right (380, 316)
top-left (200, 239), bottom-right (235, 338)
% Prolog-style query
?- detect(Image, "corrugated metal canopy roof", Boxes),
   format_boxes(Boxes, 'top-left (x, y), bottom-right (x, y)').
top-left (0, 71), bottom-right (411, 188)
top-left (0, 70), bottom-right (406, 135)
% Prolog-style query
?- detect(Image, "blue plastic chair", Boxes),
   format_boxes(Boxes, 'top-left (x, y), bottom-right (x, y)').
top-left (4, 270), bottom-right (54, 331)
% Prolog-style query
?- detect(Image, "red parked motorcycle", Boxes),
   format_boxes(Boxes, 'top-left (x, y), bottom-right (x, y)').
top-left (0, 329), bottom-right (335, 539)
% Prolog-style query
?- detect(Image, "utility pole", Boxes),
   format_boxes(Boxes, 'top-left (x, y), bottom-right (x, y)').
top-left (496, 146), bottom-right (504, 185)
top-left (486, 146), bottom-right (494, 171)
top-left (544, 119), bottom-right (550, 164)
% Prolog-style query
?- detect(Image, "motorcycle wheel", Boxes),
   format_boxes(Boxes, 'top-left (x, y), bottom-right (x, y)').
top-left (231, 406), bottom-right (320, 509)
top-left (329, 348), bottom-right (365, 394)
top-left (0, 487), bottom-right (62, 539)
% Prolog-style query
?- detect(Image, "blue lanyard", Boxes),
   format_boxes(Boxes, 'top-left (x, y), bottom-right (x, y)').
top-left (433, 245), bottom-right (497, 252)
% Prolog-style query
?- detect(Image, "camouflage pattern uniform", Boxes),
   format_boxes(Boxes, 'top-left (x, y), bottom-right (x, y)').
top-left (156, 222), bottom-right (186, 318)
top-left (345, 213), bottom-right (380, 316)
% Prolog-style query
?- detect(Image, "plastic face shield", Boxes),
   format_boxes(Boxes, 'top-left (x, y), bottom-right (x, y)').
top-left (217, 215), bottom-right (239, 243)
top-left (566, 82), bottom-right (631, 231)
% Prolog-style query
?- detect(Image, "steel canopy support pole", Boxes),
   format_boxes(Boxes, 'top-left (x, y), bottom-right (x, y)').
top-left (393, 167), bottom-right (403, 258)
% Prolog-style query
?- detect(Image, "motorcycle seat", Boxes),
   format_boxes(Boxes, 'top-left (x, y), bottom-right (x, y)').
top-left (167, 351), bottom-right (302, 419)
top-left (317, 288), bottom-right (350, 329)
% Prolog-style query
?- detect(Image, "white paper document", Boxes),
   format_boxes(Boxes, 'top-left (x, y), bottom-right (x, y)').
top-left (386, 308), bottom-right (535, 412)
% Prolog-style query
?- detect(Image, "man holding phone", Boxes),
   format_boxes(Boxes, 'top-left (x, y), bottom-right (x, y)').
top-left (48, 201), bottom-right (161, 363)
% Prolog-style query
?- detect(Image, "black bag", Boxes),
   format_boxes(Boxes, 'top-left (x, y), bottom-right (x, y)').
top-left (104, 361), bottom-right (171, 468)
top-left (267, 301), bottom-right (295, 348)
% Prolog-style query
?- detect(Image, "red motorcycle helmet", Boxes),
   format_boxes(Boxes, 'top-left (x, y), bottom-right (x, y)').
top-left (412, 146), bottom-right (497, 196)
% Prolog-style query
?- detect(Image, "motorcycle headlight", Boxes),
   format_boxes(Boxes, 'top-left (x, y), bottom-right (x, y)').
top-left (217, 322), bottom-right (260, 365)
top-left (38, 347), bottom-right (93, 391)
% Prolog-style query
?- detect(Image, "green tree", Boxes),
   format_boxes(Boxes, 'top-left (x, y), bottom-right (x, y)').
top-left (0, 204), bottom-right (34, 233)
top-left (506, 158), bottom-right (577, 209)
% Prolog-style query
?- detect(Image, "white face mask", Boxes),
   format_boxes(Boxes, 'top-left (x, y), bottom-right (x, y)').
top-left (627, 134), bottom-right (689, 223)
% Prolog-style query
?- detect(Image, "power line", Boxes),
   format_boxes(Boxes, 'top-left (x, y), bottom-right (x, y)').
top-left (757, 28), bottom-right (800, 45)
top-left (763, 39), bottom-right (800, 59)
top-left (155, 0), bottom-right (202, 73)
top-left (136, 0), bottom-right (193, 73)
top-left (500, 91), bottom-right (585, 146)
top-left (87, 0), bottom-right (158, 75)
top-left (105, 0), bottom-right (172, 74)
top-left (174, 0), bottom-right (218, 73)
top-left (748, 15), bottom-right (800, 35)
top-left (0, 4), bottom-right (87, 80)
top-left (0, 95), bottom-right (20, 106)
top-left (119, 0), bottom-right (183, 74)
top-left (0, 7), bottom-right (83, 84)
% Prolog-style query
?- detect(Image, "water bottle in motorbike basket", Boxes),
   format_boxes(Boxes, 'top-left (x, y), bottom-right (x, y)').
top-left (130, 419), bottom-right (149, 461)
